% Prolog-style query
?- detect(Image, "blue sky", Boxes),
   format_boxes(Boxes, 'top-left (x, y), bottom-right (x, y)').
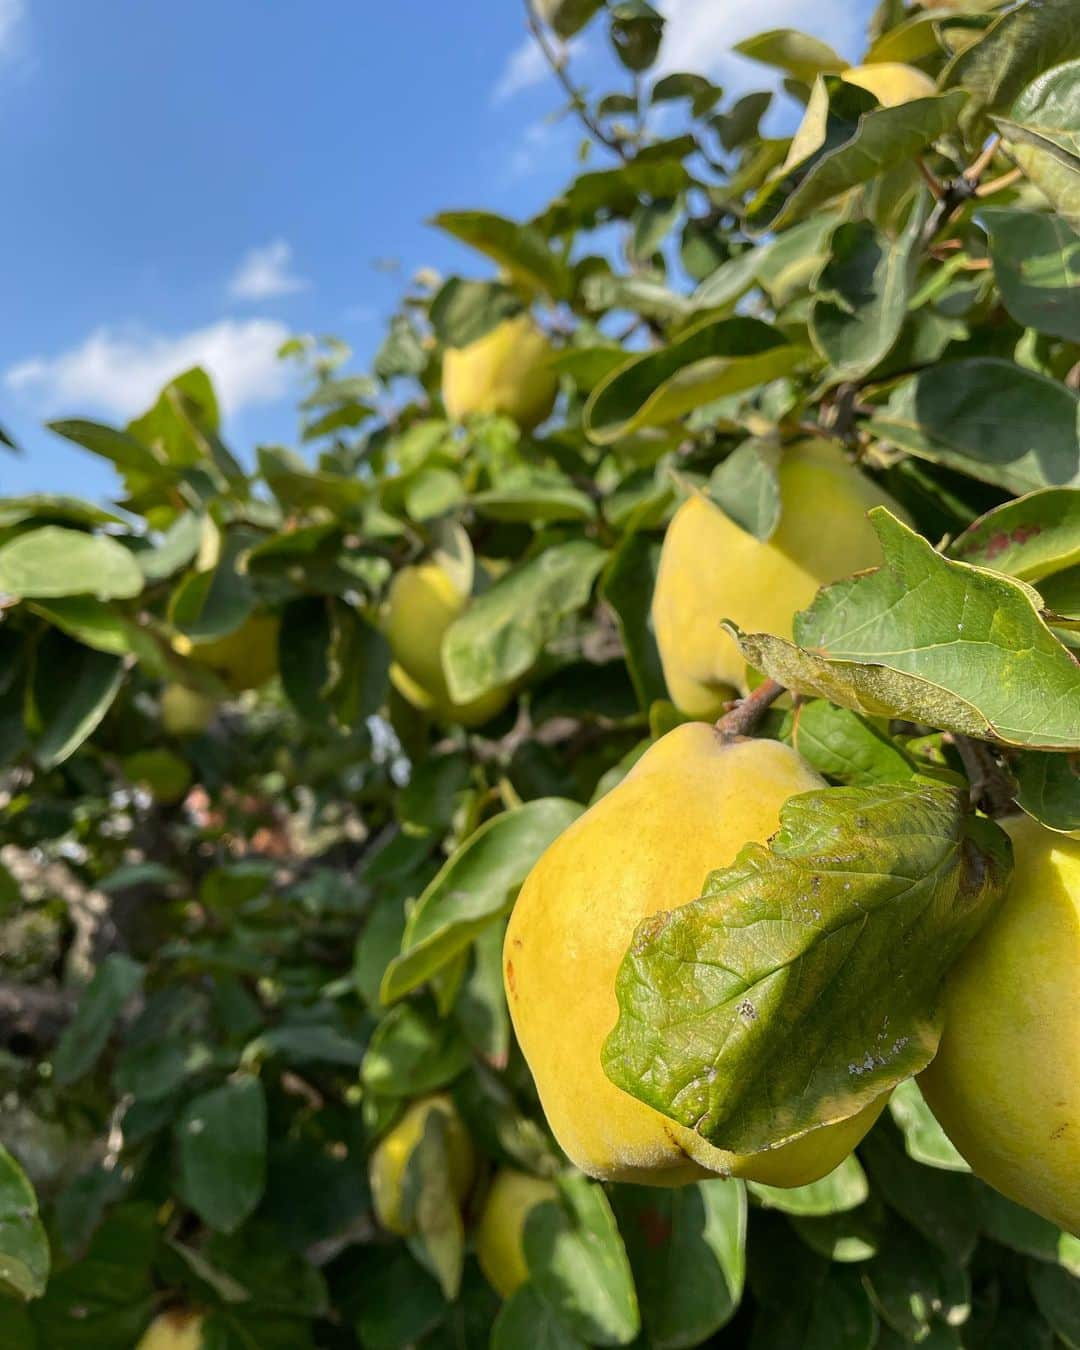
top-left (0, 0), bottom-right (874, 503)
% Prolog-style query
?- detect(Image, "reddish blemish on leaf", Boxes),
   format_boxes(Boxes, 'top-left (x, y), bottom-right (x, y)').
top-left (974, 523), bottom-right (1042, 561)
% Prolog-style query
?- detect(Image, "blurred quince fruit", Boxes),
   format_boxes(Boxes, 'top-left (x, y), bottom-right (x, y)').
top-left (920, 814), bottom-right (1080, 1233)
top-left (369, 1094), bottom-right (476, 1236)
top-left (385, 561), bottom-right (512, 728)
top-left (476, 1168), bottom-right (559, 1298)
top-left (652, 440), bottom-right (905, 715)
top-left (161, 683), bottom-right (216, 737)
top-left (136, 1309), bottom-right (204, 1350)
top-left (442, 315), bottom-right (558, 432)
top-left (182, 611), bottom-right (281, 693)
top-left (840, 62), bottom-right (938, 107)
top-left (505, 722), bottom-right (888, 1186)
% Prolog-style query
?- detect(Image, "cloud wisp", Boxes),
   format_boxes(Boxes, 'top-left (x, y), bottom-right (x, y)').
top-left (228, 239), bottom-right (309, 301)
top-left (6, 318), bottom-right (293, 419)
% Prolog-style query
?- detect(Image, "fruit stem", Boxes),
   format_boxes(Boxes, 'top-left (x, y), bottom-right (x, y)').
top-left (715, 678), bottom-right (786, 741)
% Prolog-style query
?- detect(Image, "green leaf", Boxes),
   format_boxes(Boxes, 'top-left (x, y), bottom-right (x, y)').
top-left (583, 317), bottom-right (804, 445)
top-left (278, 596), bottom-right (333, 726)
top-left (600, 530), bottom-right (668, 712)
top-left (442, 540), bottom-right (607, 702)
top-left (380, 798), bottom-right (584, 1004)
top-left (430, 278), bottom-right (523, 349)
top-left (789, 1209), bottom-right (879, 1264)
top-left (431, 211), bottom-right (570, 300)
top-left (788, 702), bottom-right (918, 786)
top-left (352, 1246), bottom-right (445, 1350)
top-left (748, 1156), bottom-right (868, 1216)
top-left (612, 1179), bottom-right (746, 1348)
top-left (258, 445), bottom-right (366, 515)
top-left (888, 1078), bottom-right (970, 1172)
top-left (1015, 750), bottom-right (1080, 833)
top-left (862, 1217), bottom-right (970, 1343)
top-left (748, 91), bottom-right (968, 233)
top-left (1028, 1259), bottom-right (1080, 1347)
top-left (748, 1217), bottom-right (878, 1350)
top-left (980, 208), bottom-right (1080, 342)
top-left (707, 440), bottom-right (781, 541)
top-left (47, 419), bottom-right (161, 474)
top-left (524, 1174), bottom-right (640, 1347)
top-left (733, 511), bottom-right (1080, 751)
top-left (809, 193), bottom-right (926, 379)
top-left (177, 1077), bottom-right (267, 1233)
top-left (733, 29), bottom-right (848, 84)
top-left (0, 1146), bottom-right (49, 1301)
top-left (608, 0), bottom-right (664, 72)
top-left (402, 1110), bottom-right (465, 1300)
top-left (949, 488), bottom-right (1080, 582)
top-left (942, 0), bottom-right (1080, 140)
top-left (995, 58), bottom-right (1080, 229)
top-left (28, 597), bottom-right (138, 657)
top-left (361, 1003), bottom-right (471, 1097)
top-left (603, 780), bottom-right (1009, 1155)
top-left (860, 1123), bottom-right (979, 1260)
top-left (538, 158), bottom-right (692, 235)
top-left (537, 0), bottom-right (603, 39)
top-left (472, 470), bottom-right (596, 524)
top-left (0, 526), bottom-right (143, 600)
top-left (492, 1287), bottom-right (588, 1350)
top-left (53, 954), bottom-right (144, 1086)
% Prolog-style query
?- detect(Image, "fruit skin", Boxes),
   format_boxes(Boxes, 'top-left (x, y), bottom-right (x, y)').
top-left (476, 1168), bottom-right (560, 1298)
top-left (919, 815), bottom-right (1080, 1234)
top-left (136, 1309), bottom-right (204, 1350)
top-left (185, 611), bottom-right (281, 693)
top-left (504, 722), bottom-right (888, 1186)
top-left (840, 62), bottom-right (938, 107)
top-left (369, 1094), bottom-right (476, 1236)
top-left (385, 562), bottom-right (512, 728)
top-left (442, 315), bottom-right (558, 432)
top-left (161, 683), bottom-right (216, 737)
top-left (652, 440), bottom-right (905, 715)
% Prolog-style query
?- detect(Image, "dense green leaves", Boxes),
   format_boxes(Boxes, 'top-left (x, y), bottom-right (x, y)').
top-left (981, 208), bottom-right (1080, 341)
top-left (177, 1078), bottom-right (267, 1234)
top-left (53, 954), bottom-right (144, 1086)
top-left (605, 780), bottom-right (1009, 1153)
top-left (0, 527), bottom-right (143, 600)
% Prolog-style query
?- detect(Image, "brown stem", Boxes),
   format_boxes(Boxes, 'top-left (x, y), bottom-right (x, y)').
top-left (975, 167), bottom-right (1023, 197)
top-left (951, 735), bottom-right (1017, 818)
top-left (524, 0), bottom-right (630, 162)
top-left (715, 678), bottom-right (786, 741)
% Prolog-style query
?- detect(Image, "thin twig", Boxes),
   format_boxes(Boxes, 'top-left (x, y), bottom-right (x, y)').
top-left (715, 679), bottom-right (786, 741)
top-left (963, 133), bottom-right (1002, 184)
top-left (975, 167), bottom-right (1023, 197)
top-left (524, 0), bottom-right (630, 161)
top-left (951, 735), bottom-right (1017, 819)
top-left (915, 156), bottom-right (944, 200)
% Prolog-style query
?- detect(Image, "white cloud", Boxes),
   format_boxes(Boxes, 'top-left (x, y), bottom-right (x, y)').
top-left (655, 0), bottom-right (865, 87)
top-left (493, 33), bottom-right (585, 103)
top-left (228, 239), bottom-right (309, 301)
top-left (0, 0), bottom-right (24, 58)
top-left (6, 318), bottom-right (293, 418)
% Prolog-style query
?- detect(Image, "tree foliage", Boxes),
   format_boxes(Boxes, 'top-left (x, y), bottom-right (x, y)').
top-left (1, 1), bottom-right (1078, 1346)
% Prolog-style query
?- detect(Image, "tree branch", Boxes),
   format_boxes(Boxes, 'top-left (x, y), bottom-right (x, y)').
top-left (950, 735), bottom-right (1017, 819)
top-left (715, 679), bottom-right (786, 741)
top-left (524, 0), bottom-right (630, 162)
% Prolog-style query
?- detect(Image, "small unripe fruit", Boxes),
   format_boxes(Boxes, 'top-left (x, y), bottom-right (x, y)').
top-left (442, 315), bottom-right (558, 432)
top-left (369, 1094), bottom-right (475, 1235)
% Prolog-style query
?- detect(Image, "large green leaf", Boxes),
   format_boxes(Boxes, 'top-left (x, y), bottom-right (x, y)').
top-left (380, 798), bottom-right (584, 1004)
top-left (361, 1003), bottom-right (471, 1097)
top-left (734, 511), bottom-right (1080, 750)
top-left (600, 530), bottom-right (668, 711)
top-left (431, 211), bottom-right (570, 300)
top-left (888, 1078), bottom-right (970, 1173)
top-left (868, 358), bottom-right (1080, 494)
top-left (942, 0), bottom-right (1080, 139)
top-left (809, 193), bottom-right (926, 379)
top-left (603, 780), bottom-right (1008, 1155)
top-left (733, 29), bottom-right (848, 83)
top-left (707, 440), bottom-right (781, 542)
top-left (472, 470), bottom-right (596, 524)
top-left (442, 540), bottom-right (607, 702)
top-left (53, 954), bottom-right (144, 1086)
top-left (860, 1124), bottom-right (979, 1260)
top-left (492, 1287), bottom-right (588, 1350)
top-left (0, 527), bottom-right (143, 600)
top-left (524, 1174), bottom-right (640, 1347)
top-left (583, 317), bottom-right (803, 444)
top-left (980, 208), bottom-right (1080, 342)
top-left (612, 1179), bottom-right (746, 1349)
top-left (747, 90), bottom-right (967, 233)
top-left (177, 1077), bottom-right (267, 1233)
top-left (787, 701), bottom-right (918, 786)
top-left (995, 59), bottom-right (1080, 230)
top-left (0, 1146), bottom-right (49, 1301)
top-left (47, 419), bottom-right (161, 474)
top-left (949, 488), bottom-right (1080, 581)
top-left (32, 633), bottom-right (126, 768)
